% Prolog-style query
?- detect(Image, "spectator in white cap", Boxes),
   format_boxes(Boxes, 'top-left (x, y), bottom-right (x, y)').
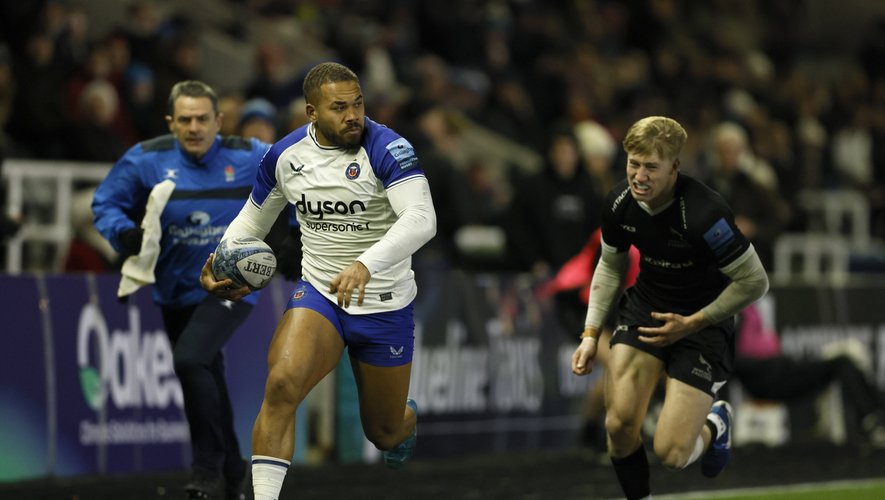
top-left (574, 119), bottom-right (618, 198)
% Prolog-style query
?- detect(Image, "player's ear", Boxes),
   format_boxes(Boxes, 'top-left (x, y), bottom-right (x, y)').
top-left (673, 158), bottom-right (680, 170)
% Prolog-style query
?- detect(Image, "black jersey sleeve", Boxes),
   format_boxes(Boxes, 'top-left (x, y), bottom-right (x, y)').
top-left (600, 182), bottom-right (633, 252)
top-left (689, 181), bottom-right (751, 268)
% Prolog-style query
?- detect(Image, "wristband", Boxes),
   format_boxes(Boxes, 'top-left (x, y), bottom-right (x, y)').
top-left (579, 331), bottom-right (599, 341)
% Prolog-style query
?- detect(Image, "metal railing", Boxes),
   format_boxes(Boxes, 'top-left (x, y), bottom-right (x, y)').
top-left (3, 159), bottom-right (111, 274)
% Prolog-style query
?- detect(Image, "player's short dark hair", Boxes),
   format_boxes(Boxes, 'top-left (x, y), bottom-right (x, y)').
top-left (167, 80), bottom-right (218, 116)
top-left (302, 62), bottom-right (359, 105)
top-left (622, 116), bottom-right (687, 160)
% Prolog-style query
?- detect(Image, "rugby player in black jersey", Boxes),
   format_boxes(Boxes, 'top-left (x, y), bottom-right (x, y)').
top-left (571, 116), bottom-right (769, 500)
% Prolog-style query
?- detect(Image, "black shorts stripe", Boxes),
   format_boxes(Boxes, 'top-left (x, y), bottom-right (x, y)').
top-left (169, 187), bottom-right (252, 200)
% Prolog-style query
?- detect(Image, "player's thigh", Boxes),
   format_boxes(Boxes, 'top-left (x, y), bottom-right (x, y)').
top-left (595, 328), bottom-right (614, 369)
top-left (655, 376), bottom-right (713, 450)
top-left (265, 307), bottom-right (345, 399)
top-left (605, 343), bottom-right (664, 424)
top-left (349, 357), bottom-right (412, 430)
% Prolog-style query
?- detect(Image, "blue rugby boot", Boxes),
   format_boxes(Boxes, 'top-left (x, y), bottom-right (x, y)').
top-left (383, 399), bottom-right (418, 470)
top-left (701, 400), bottom-right (734, 478)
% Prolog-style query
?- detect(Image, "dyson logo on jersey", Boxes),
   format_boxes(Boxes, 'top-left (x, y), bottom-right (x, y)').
top-left (294, 193), bottom-right (367, 220)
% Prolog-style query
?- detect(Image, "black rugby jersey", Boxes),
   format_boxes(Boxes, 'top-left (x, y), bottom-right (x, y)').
top-left (601, 173), bottom-right (751, 315)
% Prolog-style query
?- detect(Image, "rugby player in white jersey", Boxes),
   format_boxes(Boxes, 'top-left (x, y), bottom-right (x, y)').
top-left (571, 116), bottom-right (769, 499)
top-left (200, 62), bottom-right (436, 500)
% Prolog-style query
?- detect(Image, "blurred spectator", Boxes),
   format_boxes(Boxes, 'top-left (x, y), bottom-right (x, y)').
top-left (121, 0), bottom-right (164, 69)
top-left (7, 31), bottom-right (67, 158)
top-left (244, 40), bottom-right (302, 109)
top-left (153, 30), bottom-right (202, 116)
top-left (105, 30), bottom-right (133, 85)
top-left (237, 97), bottom-right (277, 143)
top-left (407, 53), bottom-right (453, 106)
top-left (479, 71), bottom-right (544, 151)
top-left (574, 119), bottom-right (620, 199)
top-left (64, 39), bottom-right (113, 121)
top-left (732, 301), bottom-right (885, 449)
top-left (0, 150), bottom-right (22, 245)
top-left (51, 1), bottom-right (90, 74)
top-left (283, 96), bottom-right (309, 132)
top-left (64, 79), bottom-right (128, 162)
top-left (63, 38), bottom-right (138, 147)
top-left (216, 92), bottom-right (244, 137)
top-left (398, 98), bottom-right (466, 270)
top-left (3, 0), bottom-right (885, 279)
top-left (700, 121), bottom-right (787, 270)
top-left (64, 187), bottom-right (117, 272)
top-left (831, 105), bottom-right (874, 189)
top-left (448, 158), bottom-right (511, 269)
top-left (506, 124), bottom-right (603, 278)
top-left (121, 62), bottom-right (165, 140)
top-left (0, 44), bottom-right (15, 155)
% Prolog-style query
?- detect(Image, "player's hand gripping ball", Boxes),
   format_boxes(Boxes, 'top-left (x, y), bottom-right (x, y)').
top-left (212, 236), bottom-right (277, 290)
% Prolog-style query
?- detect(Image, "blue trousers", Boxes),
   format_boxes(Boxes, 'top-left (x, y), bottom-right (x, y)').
top-left (162, 295), bottom-right (252, 480)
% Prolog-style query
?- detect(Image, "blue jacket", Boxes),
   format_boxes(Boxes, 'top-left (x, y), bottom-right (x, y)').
top-left (93, 134), bottom-right (270, 307)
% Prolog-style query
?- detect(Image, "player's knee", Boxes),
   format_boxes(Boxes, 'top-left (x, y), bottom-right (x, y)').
top-left (604, 411), bottom-right (640, 440)
top-left (263, 368), bottom-right (303, 407)
top-left (364, 424), bottom-right (402, 451)
top-left (654, 440), bottom-right (690, 471)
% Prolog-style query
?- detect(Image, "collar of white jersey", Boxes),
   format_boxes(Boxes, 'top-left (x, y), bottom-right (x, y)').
top-left (308, 122), bottom-right (358, 151)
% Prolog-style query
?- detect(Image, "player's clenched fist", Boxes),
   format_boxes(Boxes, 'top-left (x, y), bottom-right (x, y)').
top-left (572, 336), bottom-right (599, 376)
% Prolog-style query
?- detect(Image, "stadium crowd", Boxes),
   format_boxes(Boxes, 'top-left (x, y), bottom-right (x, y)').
top-left (2, 0), bottom-right (885, 275)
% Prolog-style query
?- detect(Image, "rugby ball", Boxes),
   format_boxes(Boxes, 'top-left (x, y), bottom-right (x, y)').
top-left (212, 236), bottom-right (277, 290)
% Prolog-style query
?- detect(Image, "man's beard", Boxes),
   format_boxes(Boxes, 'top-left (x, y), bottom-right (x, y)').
top-left (317, 122), bottom-right (362, 150)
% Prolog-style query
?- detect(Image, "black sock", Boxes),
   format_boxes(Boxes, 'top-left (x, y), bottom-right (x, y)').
top-left (705, 418), bottom-right (718, 451)
top-left (611, 443), bottom-right (650, 500)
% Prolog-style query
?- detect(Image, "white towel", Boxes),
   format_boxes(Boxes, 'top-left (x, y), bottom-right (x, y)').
top-left (117, 180), bottom-right (176, 298)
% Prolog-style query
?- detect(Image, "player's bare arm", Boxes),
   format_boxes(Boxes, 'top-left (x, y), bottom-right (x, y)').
top-left (199, 253), bottom-right (252, 301)
top-left (572, 243), bottom-right (628, 375)
top-left (329, 260), bottom-right (371, 308)
top-left (637, 310), bottom-right (709, 346)
top-left (572, 327), bottom-right (601, 376)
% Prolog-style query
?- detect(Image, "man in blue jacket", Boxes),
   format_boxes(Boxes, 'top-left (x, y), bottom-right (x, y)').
top-left (93, 80), bottom-right (270, 500)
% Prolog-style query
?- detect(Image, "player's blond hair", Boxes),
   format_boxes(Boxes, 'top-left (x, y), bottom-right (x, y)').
top-left (622, 116), bottom-right (687, 161)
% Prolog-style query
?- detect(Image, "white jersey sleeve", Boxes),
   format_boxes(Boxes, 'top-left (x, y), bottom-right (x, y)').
top-left (357, 176), bottom-right (436, 275)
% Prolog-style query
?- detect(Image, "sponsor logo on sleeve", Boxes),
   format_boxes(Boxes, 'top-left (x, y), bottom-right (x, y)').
top-left (703, 217), bottom-right (736, 257)
top-left (386, 137), bottom-right (418, 170)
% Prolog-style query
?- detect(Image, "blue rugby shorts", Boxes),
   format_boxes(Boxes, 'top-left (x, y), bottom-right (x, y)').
top-left (286, 279), bottom-right (415, 367)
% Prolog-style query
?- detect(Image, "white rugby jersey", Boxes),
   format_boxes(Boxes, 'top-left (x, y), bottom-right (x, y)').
top-left (228, 117), bottom-right (433, 313)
